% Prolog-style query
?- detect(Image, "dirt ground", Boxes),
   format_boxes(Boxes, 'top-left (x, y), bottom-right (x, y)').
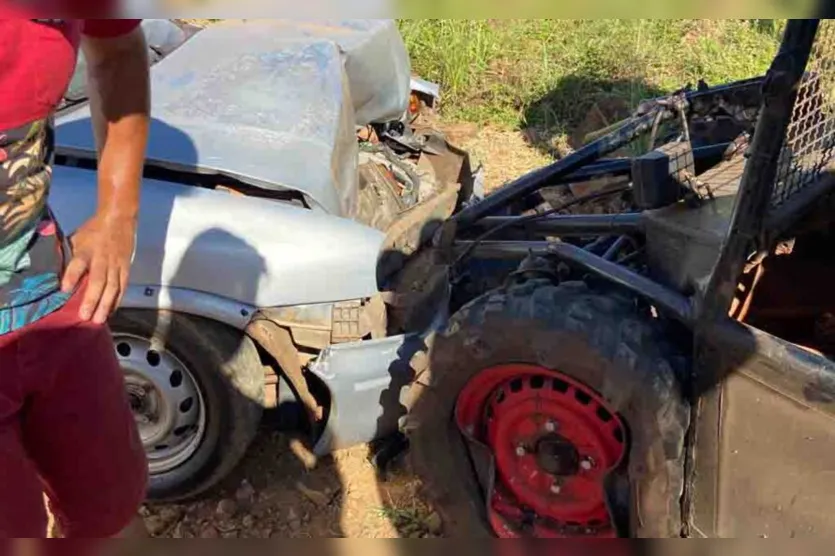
top-left (140, 126), bottom-right (546, 539)
top-left (142, 423), bottom-right (436, 538)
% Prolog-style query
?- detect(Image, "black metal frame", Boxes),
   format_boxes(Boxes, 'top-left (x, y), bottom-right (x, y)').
top-left (443, 74), bottom-right (766, 325)
top-left (444, 21), bottom-right (821, 331)
top-left (443, 19), bottom-right (832, 538)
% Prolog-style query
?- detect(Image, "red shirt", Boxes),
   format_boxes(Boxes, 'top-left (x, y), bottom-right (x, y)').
top-left (0, 18), bottom-right (141, 129)
top-left (0, 17), bottom-right (141, 335)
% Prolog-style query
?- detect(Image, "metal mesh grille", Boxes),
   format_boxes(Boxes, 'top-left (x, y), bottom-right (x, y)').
top-left (771, 20), bottom-right (835, 208)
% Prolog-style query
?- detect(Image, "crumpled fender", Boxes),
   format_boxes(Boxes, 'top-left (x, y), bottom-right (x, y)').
top-left (49, 166), bottom-right (385, 326)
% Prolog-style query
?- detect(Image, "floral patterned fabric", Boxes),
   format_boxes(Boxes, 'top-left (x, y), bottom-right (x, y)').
top-left (0, 118), bottom-right (71, 334)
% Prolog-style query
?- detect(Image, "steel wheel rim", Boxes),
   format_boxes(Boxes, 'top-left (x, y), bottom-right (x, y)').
top-left (455, 363), bottom-right (627, 538)
top-left (113, 333), bottom-right (207, 475)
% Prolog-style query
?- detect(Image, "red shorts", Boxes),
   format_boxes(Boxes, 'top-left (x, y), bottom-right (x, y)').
top-left (0, 282), bottom-right (147, 538)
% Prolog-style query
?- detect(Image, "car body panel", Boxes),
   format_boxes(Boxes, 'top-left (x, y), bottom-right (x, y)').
top-left (691, 321), bottom-right (835, 539)
top-left (50, 166), bottom-right (385, 313)
top-left (310, 333), bottom-right (419, 454)
top-left (57, 24), bottom-right (359, 217)
top-left (51, 19), bottom-right (446, 462)
top-left (56, 19), bottom-right (414, 219)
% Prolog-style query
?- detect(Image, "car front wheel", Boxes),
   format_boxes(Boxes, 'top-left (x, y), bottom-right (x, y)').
top-left (109, 309), bottom-right (264, 502)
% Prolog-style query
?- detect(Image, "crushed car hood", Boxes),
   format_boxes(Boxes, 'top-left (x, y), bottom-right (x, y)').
top-left (55, 20), bottom-right (411, 217)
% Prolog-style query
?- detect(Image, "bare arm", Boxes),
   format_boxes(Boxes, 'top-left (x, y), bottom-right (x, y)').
top-left (61, 25), bottom-right (150, 324)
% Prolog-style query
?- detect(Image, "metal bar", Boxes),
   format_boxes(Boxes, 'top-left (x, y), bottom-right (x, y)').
top-left (700, 19), bottom-right (820, 324)
top-left (456, 240), bottom-right (693, 324)
top-left (603, 235), bottom-right (631, 260)
top-left (766, 172), bottom-right (835, 239)
top-left (452, 76), bottom-right (761, 229)
top-left (558, 158), bottom-right (632, 183)
top-left (549, 242), bottom-right (693, 324)
top-left (537, 142), bottom-right (730, 188)
top-left (466, 213), bottom-right (643, 238)
top-left (452, 106), bottom-right (672, 229)
top-left (584, 235), bottom-right (616, 254)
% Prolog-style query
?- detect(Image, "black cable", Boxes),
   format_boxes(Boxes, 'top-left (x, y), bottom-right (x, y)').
top-left (452, 186), bottom-right (631, 270)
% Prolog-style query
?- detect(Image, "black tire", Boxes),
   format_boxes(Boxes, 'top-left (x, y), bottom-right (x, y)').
top-left (405, 280), bottom-right (690, 538)
top-left (109, 309), bottom-right (264, 502)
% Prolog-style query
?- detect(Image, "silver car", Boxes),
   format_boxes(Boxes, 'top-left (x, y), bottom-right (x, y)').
top-left (53, 19), bottom-right (471, 501)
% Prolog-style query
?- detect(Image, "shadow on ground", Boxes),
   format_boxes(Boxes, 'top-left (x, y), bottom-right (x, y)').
top-left (141, 424), bottom-right (434, 538)
top-left (522, 74), bottom-right (667, 158)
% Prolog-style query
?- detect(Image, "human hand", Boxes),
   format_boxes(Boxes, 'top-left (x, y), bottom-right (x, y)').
top-left (61, 214), bottom-right (137, 324)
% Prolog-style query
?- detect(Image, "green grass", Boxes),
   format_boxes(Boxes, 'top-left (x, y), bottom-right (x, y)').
top-left (399, 20), bottom-right (784, 141)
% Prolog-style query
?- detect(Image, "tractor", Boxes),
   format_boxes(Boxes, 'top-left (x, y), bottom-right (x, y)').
top-left (404, 18), bottom-right (835, 538)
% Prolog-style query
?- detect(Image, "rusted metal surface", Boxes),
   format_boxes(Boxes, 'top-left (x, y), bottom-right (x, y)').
top-left (246, 317), bottom-right (323, 423)
top-left (259, 304), bottom-right (334, 351)
top-left (355, 161), bottom-right (408, 233)
top-left (331, 295), bottom-right (388, 344)
top-left (332, 300), bottom-right (364, 344)
top-left (382, 247), bottom-right (451, 334)
top-left (744, 255), bottom-right (835, 355)
top-left (377, 182), bottom-right (461, 282)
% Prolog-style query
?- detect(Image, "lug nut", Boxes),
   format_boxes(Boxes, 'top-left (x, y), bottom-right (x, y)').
top-left (550, 483), bottom-right (562, 494)
top-left (515, 445), bottom-right (526, 457)
top-left (544, 420), bottom-right (557, 433)
top-left (580, 457), bottom-right (595, 471)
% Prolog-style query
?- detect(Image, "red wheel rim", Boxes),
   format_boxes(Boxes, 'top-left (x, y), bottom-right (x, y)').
top-left (455, 364), bottom-right (627, 538)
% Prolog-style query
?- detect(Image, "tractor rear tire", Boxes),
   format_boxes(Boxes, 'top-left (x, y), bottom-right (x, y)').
top-left (405, 280), bottom-right (689, 538)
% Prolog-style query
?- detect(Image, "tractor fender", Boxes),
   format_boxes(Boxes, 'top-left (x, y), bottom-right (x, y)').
top-left (49, 166), bottom-right (386, 319)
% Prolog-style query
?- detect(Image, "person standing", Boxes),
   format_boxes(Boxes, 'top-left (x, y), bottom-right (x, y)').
top-left (0, 17), bottom-right (151, 538)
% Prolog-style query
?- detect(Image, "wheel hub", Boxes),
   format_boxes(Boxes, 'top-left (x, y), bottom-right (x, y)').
top-left (113, 334), bottom-right (206, 475)
top-left (535, 434), bottom-right (580, 476)
top-left (126, 379), bottom-right (161, 424)
top-left (455, 364), bottom-right (627, 538)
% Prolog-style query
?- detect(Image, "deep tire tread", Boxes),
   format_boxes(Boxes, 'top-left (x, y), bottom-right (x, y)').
top-left (405, 280), bottom-right (689, 538)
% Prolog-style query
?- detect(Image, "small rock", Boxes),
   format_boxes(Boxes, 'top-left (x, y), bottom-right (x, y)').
top-left (289, 438), bottom-right (318, 470)
top-left (235, 479), bottom-right (256, 510)
top-left (216, 519), bottom-right (239, 533)
top-left (216, 499), bottom-right (238, 519)
top-left (144, 506), bottom-right (183, 537)
top-left (289, 519), bottom-right (302, 531)
top-left (138, 505), bottom-right (151, 518)
top-left (295, 481), bottom-right (330, 507)
top-left (199, 525), bottom-right (219, 538)
top-left (242, 515), bottom-right (255, 529)
top-left (145, 515), bottom-right (169, 537)
top-left (158, 506), bottom-right (182, 521)
top-left (425, 511), bottom-right (443, 535)
top-left (287, 508), bottom-right (298, 521)
top-left (221, 530), bottom-right (239, 539)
